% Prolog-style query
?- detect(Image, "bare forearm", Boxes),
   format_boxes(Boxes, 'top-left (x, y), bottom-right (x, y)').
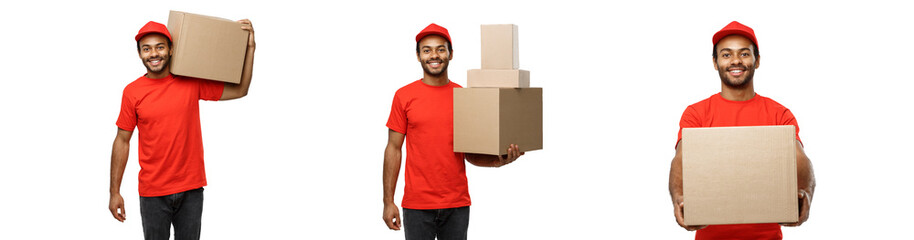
top-left (237, 46), bottom-right (255, 96)
top-left (669, 143), bottom-right (684, 201)
top-left (110, 140), bottom-right (129, 194)
top-left (465, 154), bottom-right (503, 167)
top-left (796, 142), bottom-right (815, 197)
top-left (383, 147), bottom-right (401, 204)
top-left (222, 47), bottom-right (255, 100)
top-left (669, 158), bottom-right (683, 198)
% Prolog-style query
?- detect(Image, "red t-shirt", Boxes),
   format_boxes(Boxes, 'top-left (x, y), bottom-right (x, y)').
top-left (116, 74), bottom-right (224, 197)
top-left (677, 93), bottom-right (800, 240)
top-left (387, 79), bottom-right (469, 209)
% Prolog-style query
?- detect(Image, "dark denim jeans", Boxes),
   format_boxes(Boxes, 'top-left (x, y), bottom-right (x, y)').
top-left (139, 187), bottom-right (204, 240)
top-left (403, 206), bottom-right (470, 240)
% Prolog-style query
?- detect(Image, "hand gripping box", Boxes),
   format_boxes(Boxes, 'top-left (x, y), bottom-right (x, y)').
top-left (453, 88), bottom-right (543, 155)
top-left (167, 10), bottom-right (249, 83)
top-left (682, 125), bottom-right (798, 225)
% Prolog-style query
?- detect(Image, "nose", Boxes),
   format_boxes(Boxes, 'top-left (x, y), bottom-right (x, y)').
top-left (731, 56), bottom-right (742, 66)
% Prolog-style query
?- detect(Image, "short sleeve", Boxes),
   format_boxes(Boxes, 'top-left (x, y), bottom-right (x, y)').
top-left (676, 106), bottom-right (701, 147)
top-left (386, 94), bottom-right (407, 134)
top-left (198, 79), bottom-right (225, 101)
top-left (781, 108), bottom-right (801, 142)
top-left (115, 88), bottom-right (136, 131)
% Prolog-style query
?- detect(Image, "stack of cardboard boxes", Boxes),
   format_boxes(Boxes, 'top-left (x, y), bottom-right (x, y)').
top-left (454, 24), bottom-right (543, 155)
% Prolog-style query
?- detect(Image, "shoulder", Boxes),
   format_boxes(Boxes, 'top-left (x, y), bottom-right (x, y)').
top-left (394, 80), bottom-right (423, 96)
top-left (685, 93), bottom-right (718, 110)
top-left (755, 94), bottom-right (790, 111)
top-left (122, 76), bottom-right (149, 95)
top-left (448, 81), bottom-right (463, 88)
top-left (173, 75), bottom-right (206, 83)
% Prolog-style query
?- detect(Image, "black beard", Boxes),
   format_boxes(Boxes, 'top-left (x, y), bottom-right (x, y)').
top-left (143, 55), bottom-right (170, 74)
top-left (718, 65), bottom-right (754, 89)
top-left (421, 61), bottom-right (448, 77)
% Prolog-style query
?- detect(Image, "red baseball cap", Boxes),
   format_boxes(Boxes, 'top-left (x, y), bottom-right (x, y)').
top-left (712, 21), bottom-right (758, 49)
top-left (415, 23), bottom-right (451, 45)
top-left (135, 21), bottom-right (173, 42)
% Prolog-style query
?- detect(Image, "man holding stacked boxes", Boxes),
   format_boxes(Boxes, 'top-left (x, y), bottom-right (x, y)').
top-left (382, 23), bottom-right (531, 240)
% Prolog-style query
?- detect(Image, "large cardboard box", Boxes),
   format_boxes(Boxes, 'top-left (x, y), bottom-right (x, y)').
top-left (481, 24), bottom-right (519, 70)
top-left (167, 10), bottom-right (249, 84)
top-left (453, 88), bottom-right (542, 155)
top-left (467, 69), bottom-right (530, 88)
top-left (682, 125), bottom-right (798, 225)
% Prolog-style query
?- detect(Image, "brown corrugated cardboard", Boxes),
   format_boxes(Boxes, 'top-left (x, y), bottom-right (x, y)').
top-left (682, 125), bottom-right (798, 225)
top-left (467, 69), bottom-right (530, 88)
top-left (481, 24), bottom-right (519, 70)
top-left (167, 10), bottom-right (249, 84)
top-left (453, 88), bottom-right (542, 155)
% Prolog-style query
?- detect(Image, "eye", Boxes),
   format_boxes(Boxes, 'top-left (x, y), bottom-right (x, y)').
top-left (157, 46), bottom-right (164, 50)
top-left (722, 53), bottom-right (731, 58)
top-left (741, 52), bottom-right (750, 57)
top-left (423, 49), bottom-right (430, 53)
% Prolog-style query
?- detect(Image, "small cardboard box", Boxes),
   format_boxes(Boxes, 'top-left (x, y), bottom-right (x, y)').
top-left (453, 88), bottom-right (542, 155)
top-left (467, 69), bottom-right (530, 88)
top-left (167, 10), bottom-right (249, 84)
top-left (481, 24), bottom-right (519, 70)
top-left (682, 125), bottom-right (798, 225)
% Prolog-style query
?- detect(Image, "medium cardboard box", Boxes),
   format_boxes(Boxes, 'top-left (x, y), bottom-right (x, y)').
top-left (167, 10), bottom-right (249, 84)
top-left (453, 88), bottom-right (542, 155)
top-left (481, 24), bottom-right (519, 70)
top-left (467, 69), bottom-right (530, 88)
top-left (682, 125), bottom-right (798, 225)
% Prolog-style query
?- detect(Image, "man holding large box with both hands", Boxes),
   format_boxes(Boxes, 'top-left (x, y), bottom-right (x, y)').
top-left (668, 21), bottom-right (817, 239)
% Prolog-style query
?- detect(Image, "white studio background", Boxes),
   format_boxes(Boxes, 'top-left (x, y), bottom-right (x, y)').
top-left (0, 0), bottom-right (911, 239)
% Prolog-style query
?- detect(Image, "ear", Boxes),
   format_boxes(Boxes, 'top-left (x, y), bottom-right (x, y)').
top-left (448, 49), bottom-right (454, 60)
top-left (754, 55), bottom-right (761, 69)
top-left (416, 51), bottom-right (422, 62)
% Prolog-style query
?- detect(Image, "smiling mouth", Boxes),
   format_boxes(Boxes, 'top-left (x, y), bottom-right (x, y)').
top-left (148, 58), bottom-right (163, 66)
top-left (427, 61), bottom-right (442, 68)
top-left (728, 68), bottom-right (745, 76)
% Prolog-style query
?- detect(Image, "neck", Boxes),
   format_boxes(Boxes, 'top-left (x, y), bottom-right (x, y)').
top-left (720, 83), bottom-right (755, 101)
top-left (421, 71), bottom-right (449, 86)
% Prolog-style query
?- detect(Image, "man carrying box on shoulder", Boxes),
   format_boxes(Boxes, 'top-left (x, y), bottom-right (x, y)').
top-left (667, 21), bottom-right (816, 239)
top-left (382, 23), bottom-right (524, 240)
top-left (108, 19), bottom-right (255, 240)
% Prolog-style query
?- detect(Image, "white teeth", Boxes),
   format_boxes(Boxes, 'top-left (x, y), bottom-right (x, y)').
top-left (730, 70), bottom-right (742, 73)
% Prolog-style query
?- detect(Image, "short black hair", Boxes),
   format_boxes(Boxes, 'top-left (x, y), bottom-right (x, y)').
top-left (712, 38), bottom-right (759, 60)
top-left (136, 33), bottom-right (173, 51)
top-left (416, 36), bottom-right (452, 54)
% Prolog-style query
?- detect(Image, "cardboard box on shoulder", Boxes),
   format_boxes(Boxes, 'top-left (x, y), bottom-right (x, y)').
top-left (467, 69), bottom-right (530, 88)
top-left (682, 125), bottom-right (799, 225)
top-left (453, 88), bottom-right (542, 155)
top-left (167, 10), bottom-right (249, 84)
top-left (481, 24), bottom-right (519, 70)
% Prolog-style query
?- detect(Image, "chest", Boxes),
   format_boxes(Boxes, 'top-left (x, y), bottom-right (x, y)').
top-left (403, 92), bottom-right (454, 130)
top-left (702, 102), bottom-right (781, 127)
top-left (134, 81), bottom-right (200, 124)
